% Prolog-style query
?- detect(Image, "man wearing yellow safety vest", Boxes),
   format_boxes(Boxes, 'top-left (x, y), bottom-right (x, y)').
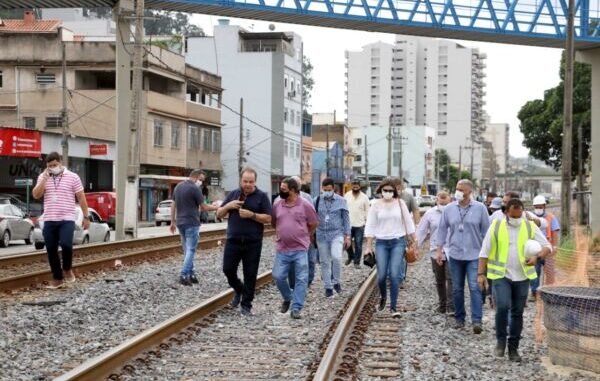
top-left (477, 199), bottom-right (551, 362)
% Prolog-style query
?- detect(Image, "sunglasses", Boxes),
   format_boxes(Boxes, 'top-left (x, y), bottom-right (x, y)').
top-left (382, 189), bottom-right (395, 193)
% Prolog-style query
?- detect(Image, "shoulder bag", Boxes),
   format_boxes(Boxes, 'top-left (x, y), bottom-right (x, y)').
top-left (399, 199), bottom-right (419, 263)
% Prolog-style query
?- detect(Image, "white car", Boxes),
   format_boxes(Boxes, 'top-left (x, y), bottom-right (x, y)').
top-left (33, 207), bottom-right (110, 250)
top-left (154, 200), bottom-right (173, 226)
top-left (0, 204), bottom-right (35, 247)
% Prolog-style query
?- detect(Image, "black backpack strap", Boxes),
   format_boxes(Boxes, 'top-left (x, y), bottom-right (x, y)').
top-left (315, 196), bottom-right (320, 213)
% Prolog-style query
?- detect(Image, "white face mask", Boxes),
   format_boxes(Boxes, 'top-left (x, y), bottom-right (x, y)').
top-left (454, 190), bottom-right (464, 202)
top-left (438, 204), bottom-right (447, 211)
top-left (322, 190), bottom-right (334, 198)
top-left (196, 180), bottom-right (203, 187)
top-left (508, 217), bottom-right (522, 226)
top-left (382, 192), bottom-right (394, 200)
top-left (534, 208), bottom-right (544, 216)
top-left (49, 166), bottom-right (63, 175)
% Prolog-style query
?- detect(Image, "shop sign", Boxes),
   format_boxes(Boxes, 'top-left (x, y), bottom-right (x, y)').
top-left (0, 127), bottom-right (41, 158)
top-left (90, 143), bottom-right (108, 156)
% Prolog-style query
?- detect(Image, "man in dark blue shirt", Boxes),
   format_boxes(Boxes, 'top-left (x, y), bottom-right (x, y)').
top-left (170, 169), bottom-right (218, 286)
top-left (217, 167), bottom-right (272, 316)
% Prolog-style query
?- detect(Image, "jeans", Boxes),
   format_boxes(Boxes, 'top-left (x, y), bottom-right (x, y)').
top-left (317, 236), bottom-right (344, 290)
top-left (375, 237), bottom-right (406, 310)
top-left (530, 256), bottom-right (556, 293)
top-left (346, 226), bottom-right (365, 265)
top-left (492, 278), bottom-right (529, 346)
top-left (42, 220), bottom-right (75, 280)
top-left (448, 257), bottom-right (483, 323)
top-left (178, 224), bottom-right (200, 276)
top-left (287, 250), bottom-right (311, 289)
top-left (273, 250), bottom-right (309, 311)
top-left (430, 257), bottom-right (454, 311)
top-left (223, 238), bottom-right (262, 309)
top-left (308, 243), bottom-right (319, 286)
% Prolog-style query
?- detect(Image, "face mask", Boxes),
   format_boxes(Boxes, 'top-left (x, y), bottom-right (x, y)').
top-left (454, 190), bottom-right (464, 202)
top-left (508, 217), bottom-right (522, 226)
top-left (352, 189), bottom-right (360, 194)
top-left (323, 191), bottom-right (334, 198)
top-left (501, 205), bottom-right (507, 213)
top-left (279, 191), bottom-right (290, 200)
top-left (382, 192), bottom-right (394, 200)
top-left (196, 180), bottom-right (203, 187)
top-left (534, 209), bottom-right (544, 216)
top-left (49, 166), bottom-right (62, 176)
top-left (438, 204), bottom-right (446, 212)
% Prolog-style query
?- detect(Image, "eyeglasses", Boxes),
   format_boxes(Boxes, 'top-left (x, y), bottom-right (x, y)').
top-left (382, 189), bottom-right (394, 193)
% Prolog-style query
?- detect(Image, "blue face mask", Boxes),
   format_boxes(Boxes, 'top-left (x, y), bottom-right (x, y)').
top-left (322, 191), bottom-right (334, 198)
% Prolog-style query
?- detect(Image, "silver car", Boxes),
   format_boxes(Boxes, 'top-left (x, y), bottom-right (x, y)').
top-left (154, 200), bottom-right (173, 226)
top-left (0, 204), bottom-right (35, 247)
top-left (33, 207), bottom-right (111, 250)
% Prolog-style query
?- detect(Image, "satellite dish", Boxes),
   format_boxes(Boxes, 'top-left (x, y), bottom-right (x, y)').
top-left (269, 24), bottom-right (276, 31)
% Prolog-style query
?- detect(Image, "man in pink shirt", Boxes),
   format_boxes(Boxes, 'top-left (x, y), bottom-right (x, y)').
top-left (32, 152), bottom-right (90, 289)
top-left (271, 177), bottom-right (319, 319)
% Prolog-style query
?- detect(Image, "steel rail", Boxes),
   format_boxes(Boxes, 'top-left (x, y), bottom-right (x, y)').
top-left (54, 271), bottom-right (273, 381)
top-left (313, 269), bottom-right (377, 380)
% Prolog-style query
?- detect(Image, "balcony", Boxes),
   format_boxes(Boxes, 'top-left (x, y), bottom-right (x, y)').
top-left (187, 101), bottom-right (221, 125)
top-left (146, 91), bottom-right (186, 116)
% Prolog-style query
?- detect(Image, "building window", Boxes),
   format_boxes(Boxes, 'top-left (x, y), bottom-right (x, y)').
top-left (354, 138), bottom-right (362, 146)
top-left (290, 110), bottom-right (295, 125)
top-left (284, 75), bottom-right (288, 89)
top-left (290, 78), bottom-right (294, 92)
top-left (36, 73), bottom-right (56, 84)
top-left (284, 140), bottom-right (289, 157)
top-left (297, 113), bottom-right (301, 126)
top-left (202, 128), bottom-right (211, 151)
top-left (355, 154), bottom-right (362, 162)
top-left (171, 122), bottom-right (180, 149)
top-left (188, 125), bottom-right (201, 149)
top-left (295, 142), bottom-right (300, 158)
top-left (0, 70), bottom-right (3, 88)
top-left (153, 119), bottom-right (164, 147)
top-left (212, 129), bottom-right (221, 153)
top-left (45, 117), bottom-right (62, 128)
top-left (23, 117), bottom-right (35, 130)
top-left (284, 108), bottom-right (288, 123)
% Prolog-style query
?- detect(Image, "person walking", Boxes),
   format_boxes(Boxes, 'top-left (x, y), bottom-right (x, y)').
top-left (217, 167), bottom-right (272, 316)
top-left (271, 178), bottom-right (319, 319)
top-left (530, 195), bottom-right (559, 300)
top-left (314, 177), bottom-right (351, 298)
top-left (32, 152), bottom-right (90, 289)
top-left (478, 198), bottom-right (551, 362)
top-left (364, 178), bottom-right (416, 317)
top-left (416, 191), bottom-right (454, 314)
top-left (490, 191), bottom-right (541, 227)
top-left (393, 178), bottom-right (420, 225)
top-left (344, 179), bottom-right (369, 268)
top-left (436, 179), bottom-right (490, 333)
top-left (169, 170), bottom-right (219, 286)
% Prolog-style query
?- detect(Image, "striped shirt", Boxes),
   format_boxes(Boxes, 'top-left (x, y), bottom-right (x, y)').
top-left (37, 169), bottom-right (84, 221)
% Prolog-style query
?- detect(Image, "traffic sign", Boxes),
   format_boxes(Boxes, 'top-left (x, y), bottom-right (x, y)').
top-left (15, 178), bottom-right (33, 187)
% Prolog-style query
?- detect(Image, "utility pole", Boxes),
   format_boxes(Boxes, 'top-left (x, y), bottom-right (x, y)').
top-left (561, 0), bottom-right (575, 237)
top-left (470, 138), bottom-right (475, 178)
top-left (61, 42), bottom-right (69, 167)
top-left (458, 145), bottom-right (463, 174)
top-left (326, 121), bottom-right (330, 177)
top-left (238, 98), bottom-right (244, 174)
top-left (387, 114), bottom-right (392, 176)
top-left (398, 131), bottom-right (404, 183)
top-left (423, 153), bottom-right (427, 189)
top-left (577, 121), bottom-right (585, 224)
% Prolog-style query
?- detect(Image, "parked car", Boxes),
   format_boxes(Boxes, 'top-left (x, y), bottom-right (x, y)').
top-left (154, 200), bottom-right (173, 226)
top-left (416, 195), bottom-right (436, 215)
top-left (0, 193), bottom-right (43, 220)
top-left (0, 204), bottom-right (35, 247)
top-left (32, 207), bottom-right (110, 250)
top-left (85, 192), bottom-right (116, 229)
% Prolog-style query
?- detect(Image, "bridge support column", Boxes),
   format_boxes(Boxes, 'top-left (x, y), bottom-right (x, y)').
top-left (576, 49), bottom-right (600, 236)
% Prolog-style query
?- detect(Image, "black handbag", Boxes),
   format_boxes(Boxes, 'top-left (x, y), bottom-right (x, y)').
top-left (363, 251), bottom-right (376, 268)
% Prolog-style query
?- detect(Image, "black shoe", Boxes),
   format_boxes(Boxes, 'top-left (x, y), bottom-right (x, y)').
top-left (508, 347), bottom-right (522, 362)
top-left (240, 306), bottom-right (252, 316)
top-left (452, 319), bottom-right (465, 329)
top-left (435, 304), bottom-right (446, 314)
top-left (495, 341), bottom-right (506, 357)
top-left (354, 263), bottom-right (361, 269)
top-left (280, 300), bottom-right (291, 314)
top-left (378, 298), bottom-right (386, 311)
top-left (473, 323), bottom-right (483, 334)
top-left (290, 310), bottom-right (301, 319)
top-left (230, 292), bottom-right (241, 308)
top-left (190, 273), bottom-right (199, 284)
top-left (325, 289), bottom-right (334, 298)
top-left (334, 284), bottom-right (342, 294)
top-left (345, 258), bottom-right (352, 266)
top-left (179, 275), bottom-right (192, 286)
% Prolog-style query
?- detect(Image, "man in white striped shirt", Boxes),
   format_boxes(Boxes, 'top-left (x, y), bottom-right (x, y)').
top-left (33, 152), bottom-right (90, 289)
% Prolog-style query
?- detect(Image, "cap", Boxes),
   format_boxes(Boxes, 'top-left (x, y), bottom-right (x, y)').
top-left (533, 195), bottom-right (547, 206)
top-left (351, 179), bottom-right (361, 185)
top-left (490, 197), bottom-right (503, 210)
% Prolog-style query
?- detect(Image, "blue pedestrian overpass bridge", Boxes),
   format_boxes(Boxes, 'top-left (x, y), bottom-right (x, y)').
top-left (2, 0), bottom-right (600, 49)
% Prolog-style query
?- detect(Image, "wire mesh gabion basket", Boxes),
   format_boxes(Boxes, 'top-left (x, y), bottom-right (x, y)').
top-left (541, 287), bottom-right (600, 374)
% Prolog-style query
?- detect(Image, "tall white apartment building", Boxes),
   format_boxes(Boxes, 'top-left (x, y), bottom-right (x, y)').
top-left (186, 22), bottom-right (303, 196)
top-left (483, 119), bottom-right (510, 174)
top-left (347, 35), bottom-right (487, 185)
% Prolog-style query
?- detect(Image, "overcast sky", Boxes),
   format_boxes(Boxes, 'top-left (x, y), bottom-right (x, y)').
top-left (190, 15), bottom-right (563, 158)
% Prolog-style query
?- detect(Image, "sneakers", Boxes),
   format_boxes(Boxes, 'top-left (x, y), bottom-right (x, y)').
top-left (452, 319), bottom-right (465, 329)
top-left (345, 258), bottom-right (352, 266)
top-left (391, 308), bottom-right (401, 318)
top-left (240, 306), bottom-right (252, 316)
top-left (280, 300), bottom-right (291, 314)
top-left (64, 270), bottom-right (76, 283)
top-left (179, 275), bottom-right (192, 286)
top-left (435, 304), bottom-right (446, 314)
top-left (473, 323), bottom-right (483, 334)
top-left (190, 273), bottom-right (199, 284)
top-left (354, 263), bottom-right (361, 269)
top-left (378, 298), bottom-right (386, 311)
top-left (290, 310), bottom-right (301, 319)
top-left (45, 280), bottom-right (64, 289)
top-left (325, 289), bottom-right (334, 298)
top-left (230, 292), bottom-right (242, 308)
top-left (333, 284), bottom-right (342, 294)
top-left (495, 341), bottom-right (506, 357)
top-left (508, 347), bottom-right (522, 362)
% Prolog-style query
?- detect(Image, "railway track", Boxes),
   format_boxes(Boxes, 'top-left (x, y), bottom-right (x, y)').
top-left (0, 229), bottom-right (272, 292)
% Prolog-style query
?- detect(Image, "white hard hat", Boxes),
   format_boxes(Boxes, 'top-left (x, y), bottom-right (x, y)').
top-left (532, 195), bottom-right (546, 206)
top-left (524, 240), bottom-right (542, 258)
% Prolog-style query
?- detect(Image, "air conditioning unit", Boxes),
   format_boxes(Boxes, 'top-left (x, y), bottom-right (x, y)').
top-left (288, 90), bottom-right (296, 98)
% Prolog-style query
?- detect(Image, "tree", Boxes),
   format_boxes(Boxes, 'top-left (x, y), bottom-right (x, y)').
top-left (446, 167), bottom-right (472, 193)
top-left (302, 56), bottom-right (314, 109)
top-left (518, 53), bottom-right (591, 176)
top-left (434, 148), bottom-right (451, 184)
